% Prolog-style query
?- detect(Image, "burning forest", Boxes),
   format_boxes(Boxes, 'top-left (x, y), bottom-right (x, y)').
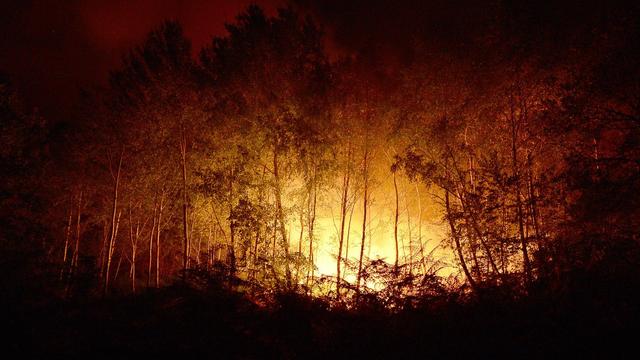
top-left (2, 0), bottom-right (640, 357)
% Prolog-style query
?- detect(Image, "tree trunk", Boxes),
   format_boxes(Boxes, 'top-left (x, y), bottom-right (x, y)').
top-left (104, 148), bottom-right (123, 295)
top-left (445, 189), bottom-right (477, 291)
top-left (181, 123), bottom-right (190, 277)
top-left (98, 220), bottom-right (108, 280)
top-left (128, 203), bottom-right (141, 294)
top-left (228, 169), bottom-right (236, 276)
top-left (393, 169), bottom-right (400, 272)
top-left (307, 183), bottom-right (317, 289)
top-left (272, 209), bottom-right (277, 265)
top-left (415, 183), bottom-right (427, 274)
top-left (156, 190), bottom-right (164, 288)
top-left (447, 147), bottom-right (500, 277)
top-left (457, 189), bottom-right (500, 276)
top-left (527, 152), bottom-right (542, 251)
top-left (254, 165), bottom-right (267, 280)
top-left (59, 200), bottom-right (73, 281)
top-left (61, 203), bottom-right (72, 269)
top-left (195, 230), bottom-right (201, 266)
top-left (306, 164), bottom-right (318, 291)
top-left (356, 146), bottom-right (369, 296)
top-left (71, 189), bottom-right (83, 276)
top-left (404, 181), bottom-right (413, 276)
top-left (273, 144), bottom-right (291, 288)
top-left (148, 199), bottom-right (157, 288)
top-left (207, 223), bottom-right (216, 271)
top-left (105, 210), bottom-right (121, 294)
top-left (296, 209), bottom-right (304, 284)
top-left (336, 143), bottom-right (352, 299)
top-left (510, 94), bottom-right (532, 285)
top-left (114, 252), bottom-right (123, 284)
top-left (343, 200), bottom-right (355, 281)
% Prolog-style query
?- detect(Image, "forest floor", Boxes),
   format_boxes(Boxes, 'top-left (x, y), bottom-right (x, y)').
top-left (5, 272), bottom-right (639, 359)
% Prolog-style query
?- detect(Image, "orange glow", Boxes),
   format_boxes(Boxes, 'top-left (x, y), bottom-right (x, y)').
top-left (278, 155), bottom-right (456, 293)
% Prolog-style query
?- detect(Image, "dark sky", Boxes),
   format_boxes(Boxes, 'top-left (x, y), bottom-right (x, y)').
top-left (0, 0), bottom-right (282, 121)
top-left (1, 0), bottom-right (635, 121)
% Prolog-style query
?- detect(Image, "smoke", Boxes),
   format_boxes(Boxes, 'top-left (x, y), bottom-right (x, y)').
top-left (293, 0), bottom-right (638, 65)
top-left (1, 0), bottom-right (637, 120)
top-left (0, 0), bottom-right (282, 121)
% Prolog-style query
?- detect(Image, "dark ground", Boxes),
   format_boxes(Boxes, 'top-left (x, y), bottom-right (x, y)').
top-left (4, 263), bottom-right (639, 359)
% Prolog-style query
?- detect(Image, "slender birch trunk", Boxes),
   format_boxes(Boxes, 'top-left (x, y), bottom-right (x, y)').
top-left (180, 123), bottom-right (190, 277)
top-left (273, 143), bottom-right (291, 288)
top-left (156, 190), bottom-right (164, 288)
top-left (415, 184), bottom-right (427, 274)
top-left (71, 189), bottom-right (83, 275)
top-left (128, 203), bottom-right (143, 294)
top-left (148, 198), bottom-right (157, 288)
top-left (98, 221), bottom-right (108, 280)
top-left (356, 146), bottom-right (369, 295)
top-left (336, 143), bottom-right (352, 299)
top-left (342, 200), bottom-right (355, 281)
top-left (393, 169), bottom-right (400, 272)
top-left (306, 164), bottom-right (318, 291)
top-left (510, 93), bottom-right (532, 285)
top-left (104, 148), bottom-right (123, 295)
top-left (446, 188), bottom-right (477, 291)
top-left (403, 180), bottom-right (413, 276)
top-left (59, 202), bottom-right (73, 280)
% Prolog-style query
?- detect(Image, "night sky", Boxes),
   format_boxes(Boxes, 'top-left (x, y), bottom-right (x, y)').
top-left (0, 0), bottom-right (282, 121)
top-left (0, 0), bottom-right (633, 121)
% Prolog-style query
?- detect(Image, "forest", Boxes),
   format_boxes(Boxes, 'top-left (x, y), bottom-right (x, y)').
top-left (2, 0), bottom-right (640, 357)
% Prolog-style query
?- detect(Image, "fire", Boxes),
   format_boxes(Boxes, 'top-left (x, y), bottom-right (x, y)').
top-left (283, 171), bottom-right (453, 292)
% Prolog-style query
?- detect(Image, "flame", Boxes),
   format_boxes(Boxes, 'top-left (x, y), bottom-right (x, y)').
top-left (284, 173), bottom-right (453, 292)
